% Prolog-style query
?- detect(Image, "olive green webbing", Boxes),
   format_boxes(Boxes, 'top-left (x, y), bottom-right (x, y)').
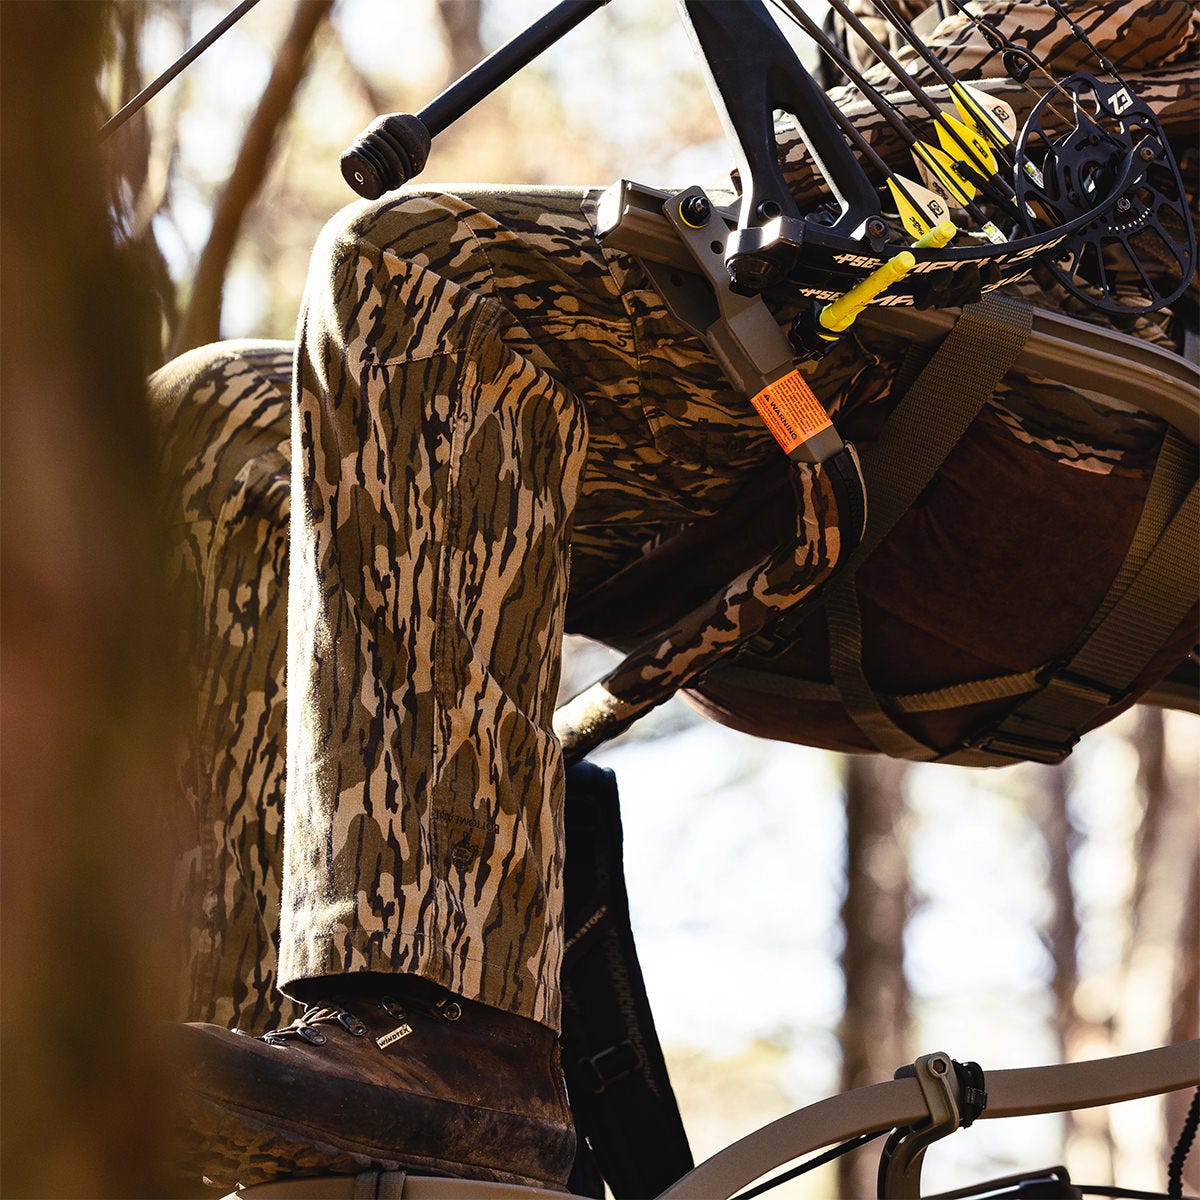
top-left (702, 663), bottom-right (1041, 711)
top-left (819, 289), bottom-right (1197, 765)
top-left (945, 439), bottom-right (1198, 766)
top-left (712, 421), bottom-right (1196, 752)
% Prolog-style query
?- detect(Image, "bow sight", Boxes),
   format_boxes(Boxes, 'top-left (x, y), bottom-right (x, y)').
top-left (339, 0), bottom-right (1196, 323)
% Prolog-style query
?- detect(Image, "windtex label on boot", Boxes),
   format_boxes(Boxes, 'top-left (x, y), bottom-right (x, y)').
top-left (377, 1023), bottom-right (414, 1050)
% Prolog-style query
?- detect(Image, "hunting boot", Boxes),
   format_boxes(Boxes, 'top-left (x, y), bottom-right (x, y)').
top-left (170, 975), bottom-right (576, 1192)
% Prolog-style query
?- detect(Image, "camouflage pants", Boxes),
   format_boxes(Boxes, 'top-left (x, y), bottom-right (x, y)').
top-left (155, 187), bottom-right (860, 1033)
top-left (153, 2), bottom-right (1195, 1035)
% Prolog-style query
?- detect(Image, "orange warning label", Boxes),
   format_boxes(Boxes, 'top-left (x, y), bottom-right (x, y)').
top-left (749, 369), bottom-right (832, 454)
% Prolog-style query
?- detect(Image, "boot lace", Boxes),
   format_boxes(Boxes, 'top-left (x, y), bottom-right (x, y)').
top-left (254, 991), bottom-right (463, 1047)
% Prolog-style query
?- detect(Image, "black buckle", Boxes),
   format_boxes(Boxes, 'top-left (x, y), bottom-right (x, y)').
top-left (579, 1040), bottom-right (641, 1094)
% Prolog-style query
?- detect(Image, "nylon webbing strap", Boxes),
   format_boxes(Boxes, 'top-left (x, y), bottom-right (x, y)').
top-left (710, 663), bottom-right (1041, 713)
top-left (825, 294), bottom-right (1034, 761)
top-left (1078, 429), bottom-right (1194, 640)
top-left (952, 431), bottom-right (1199, 766)
top-left (847, 294), bottom-right (1034, 570)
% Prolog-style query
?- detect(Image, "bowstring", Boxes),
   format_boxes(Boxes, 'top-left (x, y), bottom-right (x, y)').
top-left (939, 0), bottom-right (1080, 129)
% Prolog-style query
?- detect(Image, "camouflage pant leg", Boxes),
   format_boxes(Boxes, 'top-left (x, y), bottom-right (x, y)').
top-left (154, 190), bottom-right (848, 1032)
top-left (282, 192), bottom-right (590, 1030)
top-left (279, 187), bottom-right (817, 1029)
top-left (150, 341), bottom-right (300, 1033)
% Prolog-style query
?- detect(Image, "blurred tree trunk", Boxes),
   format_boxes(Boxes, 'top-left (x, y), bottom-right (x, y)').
top-left (1117, 709), bottom-right (1199, 1182)
top-left (435, 0), bottom-right (484, 80)
top-left (1036, 763), bottom-right (1083, 1153)
top-left (1, 1), bottom-right (183, 1194)
top-left (838, 754), bottom-right (911, 1199)
top-left (171, 0), bottom-right (332, 356)
top-left (1166, 849), bottom-right (1199, 1195)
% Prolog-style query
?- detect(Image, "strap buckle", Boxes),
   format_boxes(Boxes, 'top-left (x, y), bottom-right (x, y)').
top-left (579, 1040), bottom-right (641, 1094)
top-left (970, 728), bottom-right (1079, 765)
top-left (1036, 665), bottom-right (1123, 709)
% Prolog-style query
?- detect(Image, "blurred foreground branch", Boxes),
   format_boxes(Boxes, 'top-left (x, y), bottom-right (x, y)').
top-left (1, 2), bottom-right (183, 1193)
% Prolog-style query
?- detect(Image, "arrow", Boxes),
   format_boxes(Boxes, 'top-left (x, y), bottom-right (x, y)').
top-left (865, 0), bottom-right (1016, 150)
top-left (887, 174), bottom-right (954, 239)
top-left (829, 107), bottom-right (964, 244)
top-left (820, 0), bottom-right (1023, 223)
top-left (912, 139), bottom-right (975, 205)
top-left (818, 85), bottom-right (960, 239)
top-left (860, 0), bottom-right (1044, 193)
top-left (909, 139), bottom-right (1007, 244)
top-left (771, 0), bottom-right (1009, 244)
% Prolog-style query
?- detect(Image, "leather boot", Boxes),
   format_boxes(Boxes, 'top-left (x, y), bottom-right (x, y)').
top-left (170, 977), bottom-right (575, 1192)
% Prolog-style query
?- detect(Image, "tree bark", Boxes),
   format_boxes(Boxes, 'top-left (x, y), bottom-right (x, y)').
top-left (838, 754), bottom-right (911, 1199)
top-left (1036, 762), bottom-right (1083, 1155)
top-left (1120, 709), bottom-right (1199, 1184)
top-left (1166, 848), bottom-right (1200, 1195)
top-left (171, 0), bottom-right (332, 355)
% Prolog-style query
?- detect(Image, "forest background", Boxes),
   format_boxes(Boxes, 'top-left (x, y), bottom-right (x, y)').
top-left (1, 1), bottom-right (1196, 1196)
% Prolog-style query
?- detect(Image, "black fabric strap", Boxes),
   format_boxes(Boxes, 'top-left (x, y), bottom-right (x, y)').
top-left (559, 762), bottom-right (694, 1199)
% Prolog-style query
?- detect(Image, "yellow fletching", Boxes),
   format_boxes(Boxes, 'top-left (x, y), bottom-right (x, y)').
top-left (913, 141), bottom-right (975, 205)
top-left (887, 179), bottom-right (934, 238)
top-left (951, 85), bottom-right (1016, 146)
top-left (935, 113), bottom-right (997, 175)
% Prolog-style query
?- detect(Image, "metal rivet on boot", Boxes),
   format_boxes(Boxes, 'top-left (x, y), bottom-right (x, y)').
top-left (338, 1011), bottom-right (369, 1037)
top-left (380, 996), bottom-right (407, 1021)
top-left (298, 1025), bottom-right (328, 1045)
top-left (439, 1001), bottom-right (462, 1022)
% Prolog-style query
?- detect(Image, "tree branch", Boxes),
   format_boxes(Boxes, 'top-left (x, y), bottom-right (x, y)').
top-left (171, 0), bottom-right (332, 355)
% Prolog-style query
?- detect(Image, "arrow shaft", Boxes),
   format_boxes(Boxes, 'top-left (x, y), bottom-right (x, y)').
top-left (866, 0), bottom-right (1015, 153)
top-left (818, 0), bottom-right (1020, 207)
top-left (819, 89), bottom-right (947, 231)
top-left (823, 0), bottom-right (1016, 192)
top-left (766, 0), bottom-right (1009, 236)
top-left (824, 0), bottom-right (949, 126)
